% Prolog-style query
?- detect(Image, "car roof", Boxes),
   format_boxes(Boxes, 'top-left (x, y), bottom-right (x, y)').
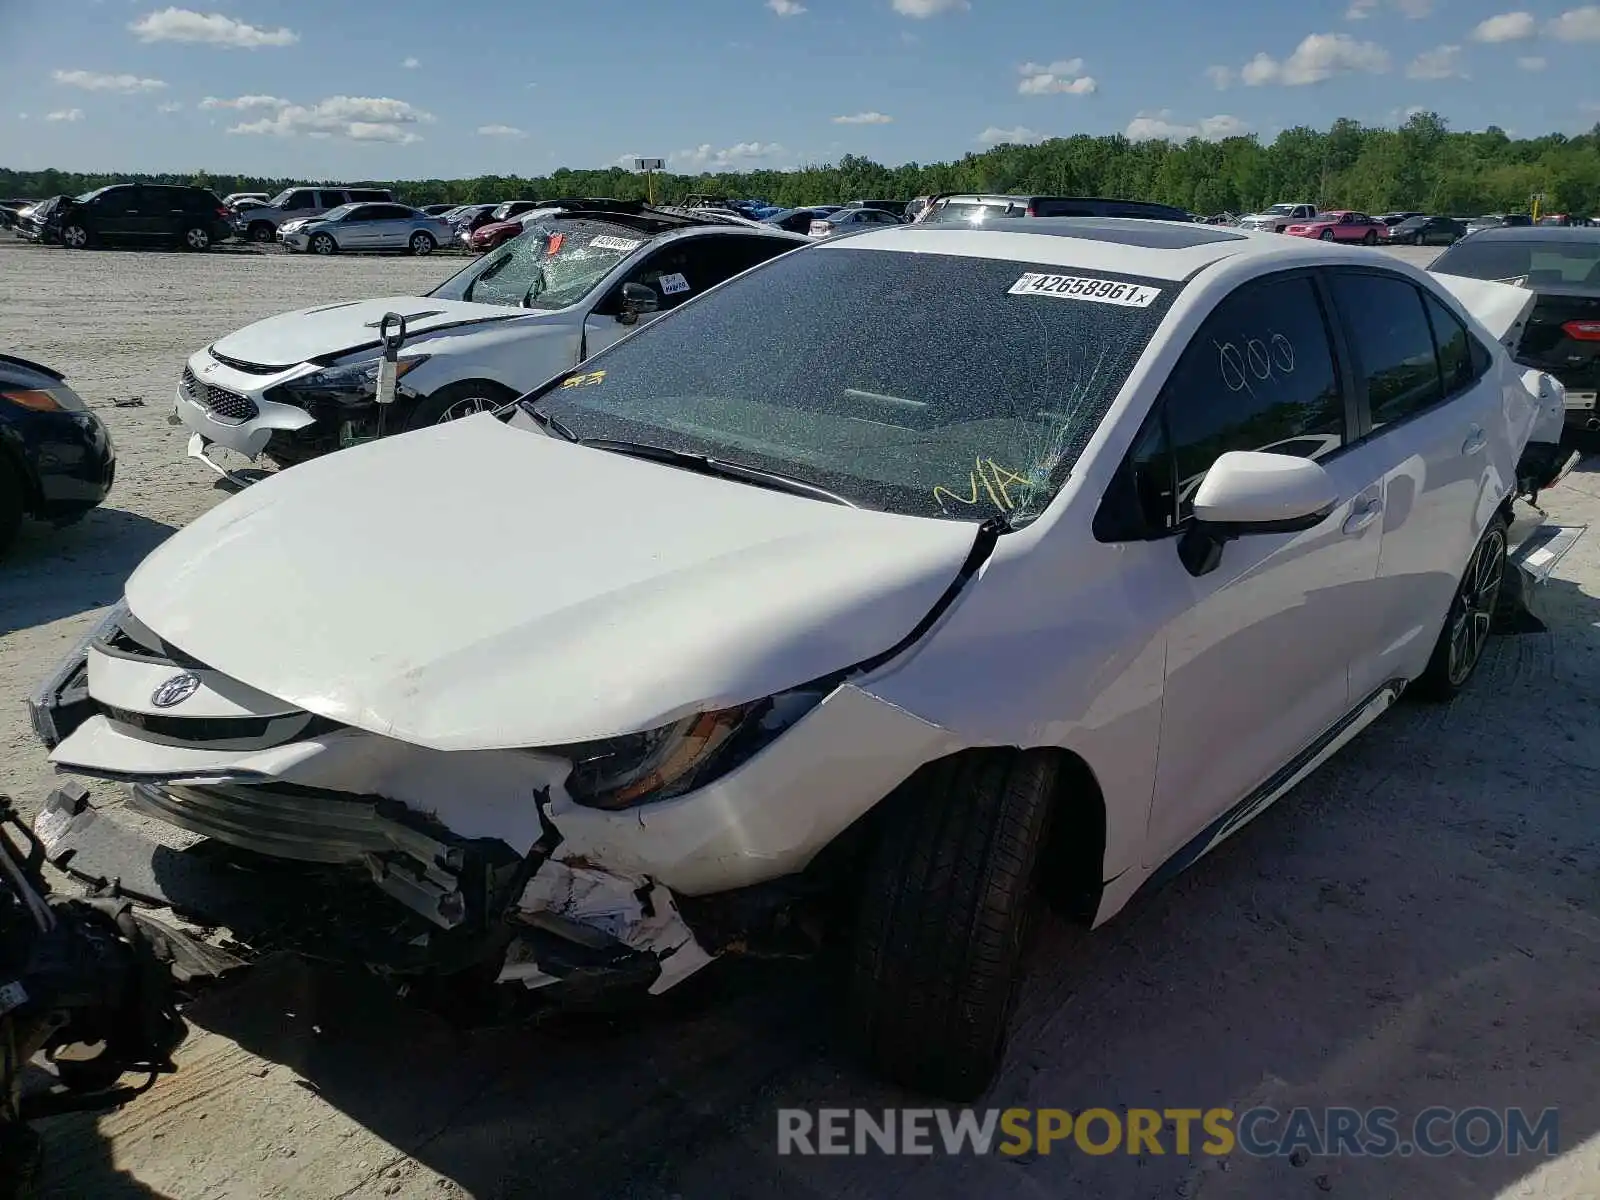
top-left (825, 217), bottom-right (1364, 282)
top-left (1459, 225), bottom-right (1600, 242)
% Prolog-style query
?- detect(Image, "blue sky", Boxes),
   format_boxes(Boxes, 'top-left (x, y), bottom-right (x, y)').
top-left (0, 0), bottom-right (1596, 178)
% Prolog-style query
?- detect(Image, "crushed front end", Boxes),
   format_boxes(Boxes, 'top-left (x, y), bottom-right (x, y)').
top-left (26, 604), bottom-right (717, 1002)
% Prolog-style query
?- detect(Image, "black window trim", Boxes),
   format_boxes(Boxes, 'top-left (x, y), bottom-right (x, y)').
top-left (1318, 264), bottom-right (1489, 444)
top-left (1094, 265), bottom-right (1358, 544)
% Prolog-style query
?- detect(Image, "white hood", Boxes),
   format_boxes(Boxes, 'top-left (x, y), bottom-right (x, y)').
top-left (211, 296), bottom-right (523, 368)
top-left (1426, 271), bottom-right (1538, 348)
top-left (124, 415), bottom-right (978, 751)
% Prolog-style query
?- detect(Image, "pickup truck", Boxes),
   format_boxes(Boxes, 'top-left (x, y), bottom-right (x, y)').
top-left (1237, 203), bottom-right (1317, 233)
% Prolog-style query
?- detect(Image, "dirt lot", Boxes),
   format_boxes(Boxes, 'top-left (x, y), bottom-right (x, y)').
top-left (1, 236), bottom-right (1597, 1200)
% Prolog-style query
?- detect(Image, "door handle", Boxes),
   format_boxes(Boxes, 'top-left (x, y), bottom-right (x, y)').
top-left (1462, 426), bottom-right (1487, 455)
top-left (1342, 497), bottom-right (1382, 535)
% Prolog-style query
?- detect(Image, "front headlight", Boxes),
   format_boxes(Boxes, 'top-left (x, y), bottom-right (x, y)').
top-left (556, 686), bottom-right (831, 811)
top-left (290, 355), bottom-right (430, 405)
top-left (1, 385), bottom-right (86, 413)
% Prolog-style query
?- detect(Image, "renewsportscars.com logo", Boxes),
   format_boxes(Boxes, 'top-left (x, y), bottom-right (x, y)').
top-left (777, 1106), bottom-right (1560, 1159)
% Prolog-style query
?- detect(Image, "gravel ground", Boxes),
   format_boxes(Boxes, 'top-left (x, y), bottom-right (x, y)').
top-left (1, 237), bottom-right (1597, 1200)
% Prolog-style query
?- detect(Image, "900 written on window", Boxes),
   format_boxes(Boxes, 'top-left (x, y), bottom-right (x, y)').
top-left (1136, 275), bottom-right (1347, 529)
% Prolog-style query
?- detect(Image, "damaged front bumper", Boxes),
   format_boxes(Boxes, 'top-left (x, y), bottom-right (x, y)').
top-left (24, 603), bottom-right (946, 1007)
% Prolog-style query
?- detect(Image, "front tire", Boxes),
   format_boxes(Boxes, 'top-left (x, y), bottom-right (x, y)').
top-left (1319, 228), bottom-right (1336, 241)
top-left (0, 457), bottom-right (27, 559)
top-left (846, 750), bottom-right (1060, 1100)
top-left (409, 231), bottom-right (436, 256)
top-left (402, 380), bottom-right (517, 429)
top-left (1413, 514), bottom-right (1509, 701)
top-left (248, 221), bottom-right (275, 243)
top-left (60, 222), bottom-right (89, 249)
top-left (310, 232), bottom-right (338, 256)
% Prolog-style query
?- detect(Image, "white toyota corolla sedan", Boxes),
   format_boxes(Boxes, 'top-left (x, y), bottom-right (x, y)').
top-left (29, 219), bottom-right (1570, 1100)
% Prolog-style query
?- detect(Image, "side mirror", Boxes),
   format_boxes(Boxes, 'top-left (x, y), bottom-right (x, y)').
top-left (616, 281), bottom-right (660, 325)
top-left (1178, 450), bottom-right (1338, 577)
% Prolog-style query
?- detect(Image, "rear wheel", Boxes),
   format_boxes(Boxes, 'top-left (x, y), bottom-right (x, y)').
top-left (1413, 514), bottom-right (1509, 701)
top-left (182, 225), bottom-right (212, 252)
top-left (409, 231), bottom-right (436, 256)
top-left (846, 750), bottom-right (1060, 1100)
top-left (1363, 229), bottom-right (1378, 245)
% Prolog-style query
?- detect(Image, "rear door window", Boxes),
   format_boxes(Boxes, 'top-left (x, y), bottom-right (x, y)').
top-left (1326, 271), bottom-right (1444, 429)
top-left (1421, 291), bottom-right (1492, 397)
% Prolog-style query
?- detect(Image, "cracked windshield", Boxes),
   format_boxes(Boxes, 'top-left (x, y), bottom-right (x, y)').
top-left (3, 0), bottom-right (1599, 1198)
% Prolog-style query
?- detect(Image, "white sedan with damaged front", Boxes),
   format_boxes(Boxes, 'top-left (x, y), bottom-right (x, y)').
top-left (29, 218), bottom-right (1572, 1100)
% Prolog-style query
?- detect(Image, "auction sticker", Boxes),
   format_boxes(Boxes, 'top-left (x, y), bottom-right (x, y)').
top-left (658, 272), bottom-right (691, 295)
top-left (591, 235), bottom-right (643, 252)
top-left (1008, 272), bottom-right (1161, 307)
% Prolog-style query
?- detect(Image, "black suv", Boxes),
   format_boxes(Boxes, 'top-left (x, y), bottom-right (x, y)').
top-left (50, 184), bottom-right (235, 252)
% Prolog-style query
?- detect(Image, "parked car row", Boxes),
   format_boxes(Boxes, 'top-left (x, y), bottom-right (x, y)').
top-left (25, 210), bottom-right (1576, 1106)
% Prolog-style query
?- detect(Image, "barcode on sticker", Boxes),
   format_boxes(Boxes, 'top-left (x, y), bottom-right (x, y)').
top-left (1008, 273), bottom-right (1161, 307)
top-left (0, 981), bottom-right (27, 1015)
top-left (590, 235), bottom-right (642, 252)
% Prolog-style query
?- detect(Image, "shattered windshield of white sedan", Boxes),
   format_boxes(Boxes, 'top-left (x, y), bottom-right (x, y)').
top-left (530, 245), bottom-right (1179, 525)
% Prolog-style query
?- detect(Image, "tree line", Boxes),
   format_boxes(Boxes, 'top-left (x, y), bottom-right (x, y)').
top-left (6, 112), bottom-right (1600, 217)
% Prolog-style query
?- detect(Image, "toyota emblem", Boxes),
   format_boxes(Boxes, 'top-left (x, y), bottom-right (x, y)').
top-left (151, 672), bottom-right (200, 709)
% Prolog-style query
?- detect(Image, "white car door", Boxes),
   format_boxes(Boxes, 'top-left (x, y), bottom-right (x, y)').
top-left (1124, 272), bottom-right (1388, 866)
top-left (371, 205), bottom-right (412, 250)
top-left (335, 207), bottom-right (376, 249)
top-left (1321, 268), bottom-right (1509, 690)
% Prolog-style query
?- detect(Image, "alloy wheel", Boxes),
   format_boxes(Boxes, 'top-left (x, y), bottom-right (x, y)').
top-left (186, 228), bottom-right (210, 251)
top-left (437, 396), bottom-right (499, 422)
top-left (411, 233), bottom-right (433, 255)
top-left (63, 225), bottom-right (87, 248)
top-left (1446, 527), bottom-right (1506, 686)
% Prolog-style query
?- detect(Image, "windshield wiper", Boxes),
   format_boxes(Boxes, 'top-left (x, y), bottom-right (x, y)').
top-left (519, 401), bottom-right (579, 441)
top-left (579, 439), bottom-right (858, 507)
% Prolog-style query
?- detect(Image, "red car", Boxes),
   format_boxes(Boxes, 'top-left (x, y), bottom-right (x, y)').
top-left (467, 215), bottom-right (533, 253)
top-left (1283, 210), bottom-right (1384, 244)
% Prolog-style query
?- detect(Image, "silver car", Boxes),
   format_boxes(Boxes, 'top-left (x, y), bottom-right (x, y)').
top-left (278, 203), bottom-right (455, 256)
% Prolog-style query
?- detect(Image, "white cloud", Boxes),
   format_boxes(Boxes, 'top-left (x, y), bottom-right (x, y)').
top-left (1346, 0), bottom-right (1377, 16)
top-left (156, 101), bottom-right (183, 113)
top-left (975, 125), bottom-right (1045, 147)
top-left (1239, 33), bottom-right (1390, 85)
top-left (129, 7), bottom-right (298, 47)
top-left (1407, 44), bottom-right (1467, 78)
top-left (199, 94), bottom-right (288, 110)
top-left (46, 109), bottom-right (84, 122)
top-left (52, 68), bottom-right (166, 93)
top-left (891, 0), bottom-right (967, 15)
top-left (670, 141), bottom-right (784, 170)
top-left (767, 0), bottom-right (805, 14)
top-left (402, 56), bottom-right (420, 68)
top-left (1470, 11), bottom-right (1536, 41)
top-left (1548, 6), bottom-right (1600, 39)
top-left (1018, 57), bottom-right (1098, 95)
top-left (1125, 111), bottom-right (1250, 141)
top-left (1517, 54), bottom-right (1547, 69)
top-left (1205, 65), bottom-right (1234, 89)
top-left (228, 95), bottom-right (434, 144)
top-left (832, 111), bottom-right (893, 124)
top-left (477, 124), bottom-right (526, 137)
